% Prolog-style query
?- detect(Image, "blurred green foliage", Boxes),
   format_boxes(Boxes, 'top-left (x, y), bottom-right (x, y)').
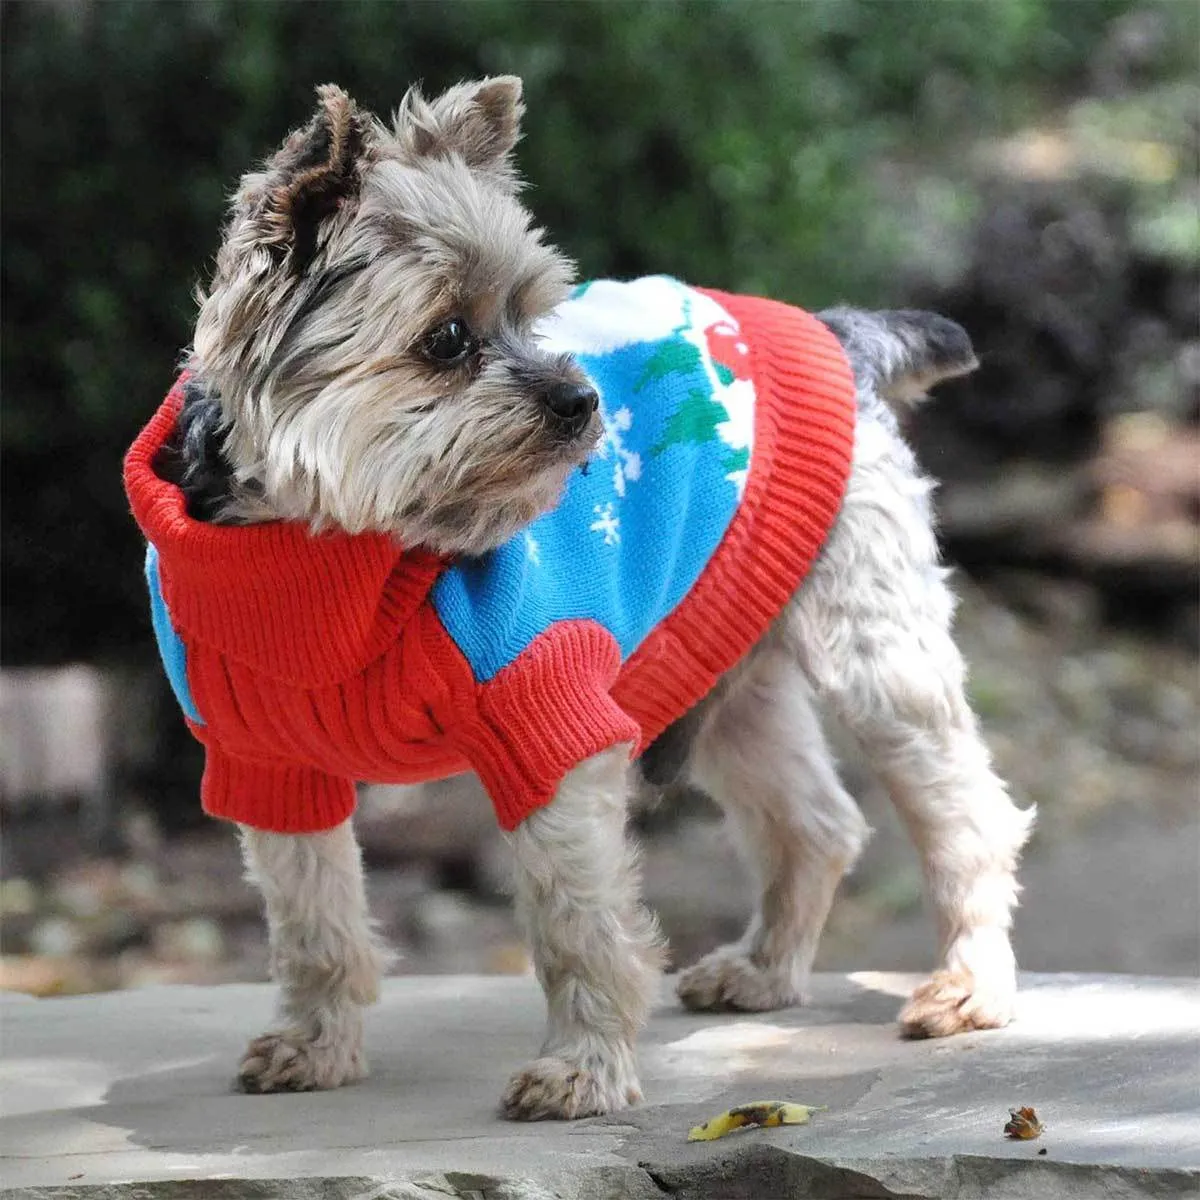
top-left (2, 0), bottom-right (1194, 664)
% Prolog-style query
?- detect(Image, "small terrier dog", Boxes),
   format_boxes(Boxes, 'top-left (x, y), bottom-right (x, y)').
top-left (130, 78), bottom-right (1033, 1120)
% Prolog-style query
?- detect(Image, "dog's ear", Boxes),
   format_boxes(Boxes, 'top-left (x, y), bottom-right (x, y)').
top-left (394, 76), bottom-right (524, 185)
top-left (248, 84), bottom-right (371, 269)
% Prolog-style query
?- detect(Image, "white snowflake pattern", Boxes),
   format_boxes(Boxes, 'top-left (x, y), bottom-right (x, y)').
top-left (594, 405), bottom-right (642, 498)
top-left (524, 531), bottom-right (541, 566)
top-left (590, 502), bottom-right (620, 546)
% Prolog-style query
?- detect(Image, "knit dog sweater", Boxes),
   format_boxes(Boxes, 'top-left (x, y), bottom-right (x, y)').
top-left (125, 278), bottom-right (856, 832)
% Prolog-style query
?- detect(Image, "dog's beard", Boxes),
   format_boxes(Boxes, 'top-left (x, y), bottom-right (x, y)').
top-left (216, 361), bottom-right (599, 553)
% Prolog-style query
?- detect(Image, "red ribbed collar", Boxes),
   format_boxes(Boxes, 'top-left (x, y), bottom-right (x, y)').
top-left (124, 379), bottom-right (446, 687)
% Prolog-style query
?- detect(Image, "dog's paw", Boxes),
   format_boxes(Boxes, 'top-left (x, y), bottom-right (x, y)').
top-left (237, 1029), bottom-right (366, 1093)
top-left (502, 1054), bottom-right (641, 1121)
top-left (898, 968), bottom-right (1015, 1039)
top-left (676, 946), bottom-right (801, 1013)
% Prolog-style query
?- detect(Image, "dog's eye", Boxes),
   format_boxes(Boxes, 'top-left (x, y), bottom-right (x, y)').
top-left (422, 318), bottom-right (476, 366)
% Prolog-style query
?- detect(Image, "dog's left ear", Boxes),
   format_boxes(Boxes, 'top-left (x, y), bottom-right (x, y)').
top-left (249, 83), bottom-right (372, 268)
top-left (394, 76), bottom-right (525, 186)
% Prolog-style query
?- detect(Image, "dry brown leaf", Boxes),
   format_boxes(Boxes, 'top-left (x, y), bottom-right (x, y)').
top-left (1004, 1105), bottom-right (1044, 1140)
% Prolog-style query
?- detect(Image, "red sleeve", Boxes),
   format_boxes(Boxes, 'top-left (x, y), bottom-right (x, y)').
top-left (445, 621), bottom-right (642, 830)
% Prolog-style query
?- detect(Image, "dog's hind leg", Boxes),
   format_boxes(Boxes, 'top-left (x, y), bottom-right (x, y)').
top-left (502, 745), bottom-right (664, 1120)
top-left (237, 818), bottom-right (390, 1092)
top-left (786, 415), bottom-right (1034, 1038)
top-left (675, 644), bottom-right (869, 1012)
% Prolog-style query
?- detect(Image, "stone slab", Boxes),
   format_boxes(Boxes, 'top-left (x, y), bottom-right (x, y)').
top-left (2, 973), bottom-right (1198, 1198)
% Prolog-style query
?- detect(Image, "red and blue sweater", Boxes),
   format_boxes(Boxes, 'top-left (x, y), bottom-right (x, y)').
top-left (124, 279), bottom-right (855, 832)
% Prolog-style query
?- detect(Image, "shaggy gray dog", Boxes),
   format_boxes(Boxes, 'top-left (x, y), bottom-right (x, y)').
top-left (160, 78), bottom-right (1032, 1120)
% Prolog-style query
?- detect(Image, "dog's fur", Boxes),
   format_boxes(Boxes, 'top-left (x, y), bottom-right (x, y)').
top-left (167, 78), bottom-right (1033, 1120)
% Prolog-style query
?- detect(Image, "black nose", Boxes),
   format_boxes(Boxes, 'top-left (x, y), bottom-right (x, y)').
top-left (542, 381), bottom-right (599, 435)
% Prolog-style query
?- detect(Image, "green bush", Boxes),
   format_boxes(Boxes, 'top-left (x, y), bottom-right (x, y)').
top-left (2, 0), bottom-right (1188, 664)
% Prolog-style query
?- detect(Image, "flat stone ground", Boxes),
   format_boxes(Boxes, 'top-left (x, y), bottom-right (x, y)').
top-left (2, 973), bottom-right (1198, 1199)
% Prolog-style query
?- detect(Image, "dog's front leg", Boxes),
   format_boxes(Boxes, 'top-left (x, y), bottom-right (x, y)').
top-left (237, 818), bottom-right (390, 1092)
top-left (502, 745), bottom-right (663, 1120)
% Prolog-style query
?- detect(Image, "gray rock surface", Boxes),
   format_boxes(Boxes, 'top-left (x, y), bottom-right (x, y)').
top-left (2, 973), bottom-right (1198, 1198)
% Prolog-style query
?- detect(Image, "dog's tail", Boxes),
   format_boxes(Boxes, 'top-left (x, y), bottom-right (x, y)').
top-left (818, 307), bottom-right (978, 408)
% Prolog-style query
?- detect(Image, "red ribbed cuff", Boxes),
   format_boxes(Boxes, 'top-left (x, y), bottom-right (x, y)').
top-left (200, 749), bottom-right (357, 833)
top-left (458, 621), bottom-right (641, 830)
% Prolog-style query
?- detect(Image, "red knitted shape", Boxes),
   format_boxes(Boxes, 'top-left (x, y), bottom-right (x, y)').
top-left (124, 293), bottom-right (856, 832)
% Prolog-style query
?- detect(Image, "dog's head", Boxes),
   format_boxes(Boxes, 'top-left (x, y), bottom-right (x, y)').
top-left (192, 79), bottom-right (601, 554)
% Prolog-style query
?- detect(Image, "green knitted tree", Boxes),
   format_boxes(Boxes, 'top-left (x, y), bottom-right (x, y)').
top-left (652, 388), bottom-right (729, 454)
top-left (636, 338), bottom-right (702, 392)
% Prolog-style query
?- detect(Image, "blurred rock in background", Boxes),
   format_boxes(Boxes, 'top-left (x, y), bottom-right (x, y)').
top-left (907, 53), bottom-right (1199, 641)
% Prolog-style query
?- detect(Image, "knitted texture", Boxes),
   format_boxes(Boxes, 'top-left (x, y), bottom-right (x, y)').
top-left (433, 278), bottom-right (761, 680)
top-left (125, 280), bottom-right (856, 832)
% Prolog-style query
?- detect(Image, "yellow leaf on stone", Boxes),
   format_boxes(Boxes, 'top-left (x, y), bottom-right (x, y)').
top-left (687, 1100), bottom-right (825, 1142)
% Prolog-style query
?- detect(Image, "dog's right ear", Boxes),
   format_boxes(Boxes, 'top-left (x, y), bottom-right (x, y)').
top-left (245, 84), bottom-right (371, 269)
top-left (393, 76), bottom-right (525, 188)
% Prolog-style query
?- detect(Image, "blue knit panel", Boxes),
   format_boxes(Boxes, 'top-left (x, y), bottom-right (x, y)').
top-left (145, 542), bottom-right (204, 724)
top-left (432, 276), bottom-right (755, 683)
